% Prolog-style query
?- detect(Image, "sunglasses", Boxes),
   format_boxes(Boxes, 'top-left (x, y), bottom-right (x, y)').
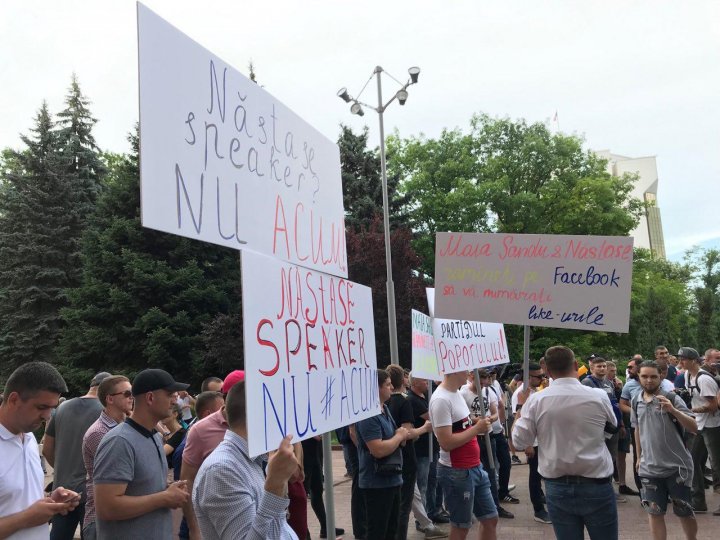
top-left (109, 390), bottom-right (134, 399)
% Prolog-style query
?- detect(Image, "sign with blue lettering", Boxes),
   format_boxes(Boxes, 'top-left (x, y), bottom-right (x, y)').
top-left (434, 233), bottom-right (634, 333)
top-left (241, 250), bottom-right (379, 457)
top-left (137, 4), bottom-right (347, 277)
top-left (426, 288), bottom-right (509, 374)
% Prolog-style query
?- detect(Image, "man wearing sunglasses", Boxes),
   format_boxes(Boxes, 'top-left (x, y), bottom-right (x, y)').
top-left (81, 375), bottom-right (135, 540)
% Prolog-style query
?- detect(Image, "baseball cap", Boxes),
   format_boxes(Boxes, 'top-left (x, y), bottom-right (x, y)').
top-left (90, 372), bottom-right (112, 387)
top-left (676, 347), bottom-right (700, 360)
top-left (221, 370), bottom-right (245, 394)
top-left (132, 369), bottom-right (189, 396)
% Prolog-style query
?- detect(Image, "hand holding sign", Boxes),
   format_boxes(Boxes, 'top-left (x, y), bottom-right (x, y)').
top-left (265, 435), bottom-right (299, 496)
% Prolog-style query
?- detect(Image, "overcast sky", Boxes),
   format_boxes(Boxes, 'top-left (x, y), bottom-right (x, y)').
top-left (2, 0), bottom-right (718, 258)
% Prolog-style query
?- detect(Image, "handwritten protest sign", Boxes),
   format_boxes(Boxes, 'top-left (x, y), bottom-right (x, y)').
top-left (137, 4), bottom-right (347, 277)
top-left (427, 288), bottom-right (509, 375)
top-left (241, 250), bottom-right (379, 456)
top-left (411, 310), bottom-right (442, 381)
top-left (434, 233), bottom-right (634, 333)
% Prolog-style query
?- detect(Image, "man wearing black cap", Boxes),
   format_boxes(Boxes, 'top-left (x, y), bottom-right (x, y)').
top-left (93, 369), bottom-right (191, 539)
top-left (43, 371), bottom-right (110, 540)
top-left (679, 347), bottom-right (720, 514)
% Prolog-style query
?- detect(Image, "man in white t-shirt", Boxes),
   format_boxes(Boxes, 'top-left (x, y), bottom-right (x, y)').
top-left (430, 369), bottom-right (497, 540)
top-left (0, 362), bottom-right (80, 540)
top-left (679, 347), bottom-right (720, 513)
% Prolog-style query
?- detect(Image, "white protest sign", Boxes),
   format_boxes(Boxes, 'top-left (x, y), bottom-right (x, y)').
top-left (427, 288), bottom-right (509, 375)
top-left (241, 250), bottom-right (379, 457)
top-left (434, 233), bottom-right (634, 332)
top-left (411, 310), bottom-right (442, 381)
top-left (137, 4), bottom-right (347, 277)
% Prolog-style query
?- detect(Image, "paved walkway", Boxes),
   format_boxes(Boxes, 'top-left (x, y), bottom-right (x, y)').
top-left (308, 450), bottom-right (720, 540)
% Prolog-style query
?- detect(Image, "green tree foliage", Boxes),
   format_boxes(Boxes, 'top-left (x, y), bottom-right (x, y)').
top-left (339, 124), bottom-right (409, 231)
top-left (0, 103), bottom-right (77, 378)
top-left (388, 114), bottom-right (643, 276)
top-left (687, 248), bottom-right (720, 351)
top-left (346, 218), bottom-right (427, 368)
top-left (57, 132), bottom-right (242, 392)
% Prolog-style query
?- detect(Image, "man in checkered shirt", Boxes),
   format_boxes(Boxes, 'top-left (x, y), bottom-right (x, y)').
top-left (193, 381), bottom-right (301, 539)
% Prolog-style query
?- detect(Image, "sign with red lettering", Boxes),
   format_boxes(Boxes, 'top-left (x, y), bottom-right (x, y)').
top-left (411, 310), bottom-right (442, 381)
top-left (426, 289), bottom-right (509, 374)
top-left (241, 250), bottom-right (379, 457)
top-left (434, 232), bottom-right (634, 332)
top-left (138, 5), bottom-right (347, 277)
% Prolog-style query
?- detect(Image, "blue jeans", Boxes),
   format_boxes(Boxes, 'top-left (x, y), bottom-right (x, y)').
top-left (51, 503), bottom-right (85, 540)
top-left (437, 464), bottom-right (497, 528)
top-left (545, 480), bottom-right (618, 540)
top-left (416, 456), bottom-right (430, 507)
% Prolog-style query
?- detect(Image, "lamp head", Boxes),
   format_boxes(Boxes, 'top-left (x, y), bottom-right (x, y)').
top-left (408, 66), bottom-right (420, 84)
top-left (337, 87), bottom-right (352, 103)
top-left (396, 89), bottom-right (408, 106)
top-left (350, 102), bottom-right (364, 116)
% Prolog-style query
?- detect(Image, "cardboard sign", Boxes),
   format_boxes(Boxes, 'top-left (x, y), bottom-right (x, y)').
top-left (137, 4), bottom-right (347, 277)
top-left (411, 310), bottom-right (442, 381)
top-left (434, 232), bottom-right (634, 332)
top-left (427, 288), bottom-right (509, 374)
top-left (241, 250), bottom-right (379, 456)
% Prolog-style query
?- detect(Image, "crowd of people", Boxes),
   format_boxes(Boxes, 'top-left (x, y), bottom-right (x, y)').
top-left (1, 344), bottom-right (720, 540)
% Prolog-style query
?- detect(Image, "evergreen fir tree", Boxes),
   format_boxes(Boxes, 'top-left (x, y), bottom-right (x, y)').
top-left (55, 74), bottom-right (107, 285)
top-left (0, 103), bottom-right (75, 378)
top-left (58, 131), bottom-right (242, 392)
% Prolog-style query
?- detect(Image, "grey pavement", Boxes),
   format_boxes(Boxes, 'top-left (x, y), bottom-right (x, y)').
top-left (309, 449), bottom-right (720, 540)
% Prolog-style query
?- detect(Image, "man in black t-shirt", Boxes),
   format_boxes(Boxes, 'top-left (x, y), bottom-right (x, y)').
top-left (386, 365), bottom-right (434, 539)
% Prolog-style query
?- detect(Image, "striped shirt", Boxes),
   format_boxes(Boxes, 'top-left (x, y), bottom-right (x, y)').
top-left (193, 431), bottom-right (298, 540)
top-left (82, 411), bottom-right (118, 529)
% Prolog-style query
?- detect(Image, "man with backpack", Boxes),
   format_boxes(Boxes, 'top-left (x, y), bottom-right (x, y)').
top-left (632, 360), bottom-right (697, 540)
top-left (678, 346), bottom-right (720, 514)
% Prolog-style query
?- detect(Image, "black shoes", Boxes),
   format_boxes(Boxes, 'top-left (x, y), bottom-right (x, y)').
top-left (319, 528), bottom-right (345, 539)
top-left (497, 506), bottom-right (514, 519)
top-left (618, 484), bottom-right (640, 496)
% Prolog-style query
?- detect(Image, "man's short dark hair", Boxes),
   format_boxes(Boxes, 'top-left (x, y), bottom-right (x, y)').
top-left (386, 365), bottom-right (405, 390)
top-left (377, 368), bottom-right (389, 387)
top-left (655, 345), bottom-right (668, 353)
top-left (588, 356), bottom-right (607, 365)
top-left (544, 346), bottom-right (575, 375)
top-left (196, 391), bottom-right (223, 418)
top-left (201, 377), bottom-right (223, 392)
top-left (225, 382), bottom-right (246, 428)
top-left (639, 360), bottom-right (660, 373)
top-left (98, 375), bottom-right (129, 407)
top-left (3, 362), bottom-right (67, 400)
top-left (528, 363), bottom-right (542, 372)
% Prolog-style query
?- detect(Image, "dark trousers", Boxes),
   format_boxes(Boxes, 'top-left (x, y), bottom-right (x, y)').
top-left (51, 503), bottom-right (85, 540)
top-left (426, 452), bottom-right (441, 517)
top-left (494, 433), bottom-right (513, 499)
top-left (528, 447), bottom-right (545, 512)
top-left (397, 466), bottom-right (417, 540)
top-left (362, 486), bottom-right (401, 540)
top-left (479, 435), bottom-right (499, 508)
top-left (348, 444), bottom-right (367, 539)
top-left (628, 427), bottom-right (642, 491)
top-left (302, 439), bottom-right (328, 533)
top-left (691, 425), bottom-right (720, 507)
top-left (287, 479), bottom-right (308, 540)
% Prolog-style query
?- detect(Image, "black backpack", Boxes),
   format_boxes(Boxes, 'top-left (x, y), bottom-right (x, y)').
top-left (686, 370), bottom-right (720, 397)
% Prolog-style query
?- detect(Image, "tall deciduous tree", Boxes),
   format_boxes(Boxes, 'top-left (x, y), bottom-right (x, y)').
top-left (389, 114), bottom-right (643, 276)
top-left (0, 103), bottom-right (76, 378)
top-left (58, 132), bottom-right (242, 392)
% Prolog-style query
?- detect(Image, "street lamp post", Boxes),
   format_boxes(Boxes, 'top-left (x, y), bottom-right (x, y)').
top-left (338, 66), bottom-right (420, 366)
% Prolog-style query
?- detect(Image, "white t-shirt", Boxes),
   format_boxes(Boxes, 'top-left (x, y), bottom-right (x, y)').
top-left (0, 423), bottom-right (47, 540)
top-left (660, 379), bottom-right (674, 393)
top-left (177, 396), bottom-right (193, 422)
top-left (511, 386), bottom-right (538, 447)
top-left (459, 385), bottom-right (502, 434)
top-left (686, 371), bottom-right (720, 430)
top-left (429, 386), bottom-right (481, 468)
